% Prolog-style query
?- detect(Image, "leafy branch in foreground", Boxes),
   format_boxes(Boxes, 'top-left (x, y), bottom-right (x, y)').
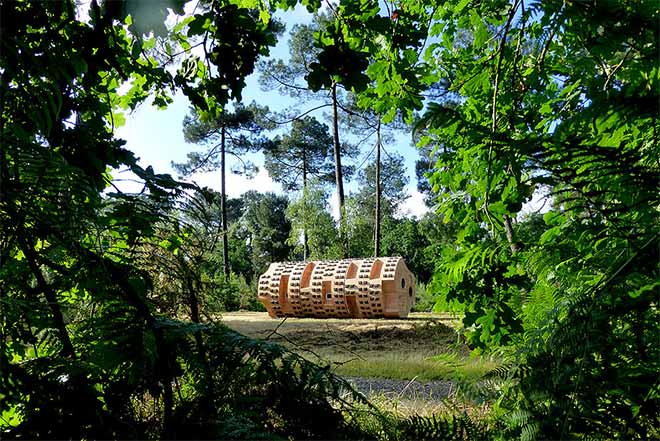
top-left (331, 0), bottom-right (659, 438)
top-left (0, 1), bottom-right (381, 439)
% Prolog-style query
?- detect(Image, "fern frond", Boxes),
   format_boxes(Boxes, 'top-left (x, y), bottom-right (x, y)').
top-left (398, 413), bottom-right (490, 441)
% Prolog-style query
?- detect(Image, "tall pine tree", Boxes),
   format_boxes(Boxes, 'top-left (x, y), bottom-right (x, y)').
top-left (263, 116), bottom-right (337, 259)
top-left (173, 102), bottom-right (271, 278)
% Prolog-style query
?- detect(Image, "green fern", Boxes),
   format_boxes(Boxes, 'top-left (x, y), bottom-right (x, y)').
top-left (398, 413), bottom-right (490, 441)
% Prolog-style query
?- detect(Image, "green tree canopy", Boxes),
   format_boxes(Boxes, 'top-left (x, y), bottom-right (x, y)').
top-left (239, 191), bottom-right (292, 274)
top-left (264, 116), bottom-right (336, 191)
top-left (285, 179), bottom-right (342, 261)
top-left (176, 102), bottom-right (272, 177)
top-left (355, 152), bottom-right (409, 217)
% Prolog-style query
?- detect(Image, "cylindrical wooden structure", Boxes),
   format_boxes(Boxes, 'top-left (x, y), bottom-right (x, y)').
top-left (257, 257), bottom-right (416, 319)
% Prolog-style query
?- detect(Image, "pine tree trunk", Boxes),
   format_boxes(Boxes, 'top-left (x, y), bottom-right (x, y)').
top-left (331, 82), bottom-right (347, 257)
top-left (220, 127), bottom-right (230, 278)
top-left (302, 145), bottom-right (309, 260)
top-left (374, 119), bottom-right (381, 257)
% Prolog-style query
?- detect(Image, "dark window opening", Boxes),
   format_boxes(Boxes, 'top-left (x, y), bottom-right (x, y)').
top-left (401, 278), bottom-right (406, 289)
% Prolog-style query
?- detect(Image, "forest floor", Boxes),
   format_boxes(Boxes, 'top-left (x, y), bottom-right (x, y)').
top-left (222, 311), bottom-right (498, 417)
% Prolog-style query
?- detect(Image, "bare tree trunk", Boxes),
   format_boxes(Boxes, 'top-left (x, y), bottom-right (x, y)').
top-left (160, 357), bottom-right (174, 439)
top-left (331, 82), bottom-right (347, 257)
top-left (503, 214), bottom-right (520, 254)
top-left (19, 237), bottom-right (75, 358)
top-left (188, 279), bottom-right (201, 325)
top-left (302, 145), bottom-right (309, 260)
top-left (220, 127), bottom-right (230, 278)
top-left (374, 119), bottom-right (381, 257)
top-left (186, 275), bottom-right (213, 394)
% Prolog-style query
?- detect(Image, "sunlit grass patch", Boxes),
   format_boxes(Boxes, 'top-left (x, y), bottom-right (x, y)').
top-left (332, 351), bottom-right (453, 381)
top-left (329, 351), bottom-right (499, 382)
top-left (430, 352), bottom-right (501, 381)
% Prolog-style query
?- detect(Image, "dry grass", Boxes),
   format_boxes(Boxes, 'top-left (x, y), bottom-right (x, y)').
top-left (221, 312), bottom-right (496, 382)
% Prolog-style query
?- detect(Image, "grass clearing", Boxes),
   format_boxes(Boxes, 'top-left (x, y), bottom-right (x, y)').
top-left (221, 311), bottom-right (498, 383)
top-left (332, 352), bottom-right (499, 382)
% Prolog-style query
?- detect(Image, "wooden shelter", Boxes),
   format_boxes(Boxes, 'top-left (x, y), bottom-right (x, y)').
top-left (257, 257), bottom-right (416, 319)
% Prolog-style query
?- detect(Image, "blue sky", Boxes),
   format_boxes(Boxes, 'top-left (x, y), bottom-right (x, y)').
top-left (112, 3), bottom-right (429, 218)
